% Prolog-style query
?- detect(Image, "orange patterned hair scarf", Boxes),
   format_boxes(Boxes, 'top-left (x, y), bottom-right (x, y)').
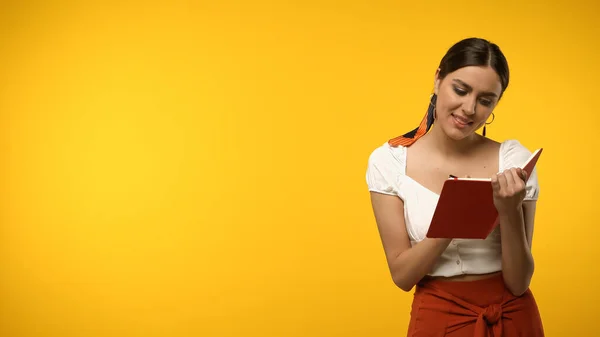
top-left (388, 94), bottom-right (437, 147)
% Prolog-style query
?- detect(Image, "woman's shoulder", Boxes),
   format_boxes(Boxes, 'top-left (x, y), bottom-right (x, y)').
top-left (499, 139), bottom-right (536, 168)
top-left (365, 141), bottom-right (407, 195)
top-left (367, 141), bottom-right (407, 168)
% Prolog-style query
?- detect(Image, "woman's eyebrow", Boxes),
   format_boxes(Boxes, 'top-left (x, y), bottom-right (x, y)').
top-left (452, 79), bottom-right (498, 97)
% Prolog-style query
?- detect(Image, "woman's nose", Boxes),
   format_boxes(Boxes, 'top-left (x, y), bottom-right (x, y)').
top-left (462, 97), bottom-right (477, 115)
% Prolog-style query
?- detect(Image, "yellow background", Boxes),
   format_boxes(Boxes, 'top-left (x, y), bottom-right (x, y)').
top-left (1, 1), bottom-right (598, 336)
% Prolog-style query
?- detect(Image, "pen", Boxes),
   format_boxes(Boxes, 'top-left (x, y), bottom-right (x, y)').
top-left (449, 174), bottom-right (457, 178)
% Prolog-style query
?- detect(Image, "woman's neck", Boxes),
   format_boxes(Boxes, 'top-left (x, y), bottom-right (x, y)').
top-left (421, 125), bottom-right (480, 158)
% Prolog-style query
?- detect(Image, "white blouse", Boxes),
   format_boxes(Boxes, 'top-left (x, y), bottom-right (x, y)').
top-left (365, 139), bottom-right (540, 277)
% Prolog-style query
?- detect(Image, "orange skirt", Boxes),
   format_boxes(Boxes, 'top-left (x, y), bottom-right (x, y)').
top-left (407, 273), bottom-right (545, 337)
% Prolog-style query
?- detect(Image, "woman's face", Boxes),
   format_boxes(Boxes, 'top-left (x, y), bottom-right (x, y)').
top-left (434, 65), bottom-right (503, 140)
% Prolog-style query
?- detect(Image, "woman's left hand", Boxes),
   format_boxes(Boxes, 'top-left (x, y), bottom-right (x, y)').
top-left (491, 167), bottom-right (528, 215)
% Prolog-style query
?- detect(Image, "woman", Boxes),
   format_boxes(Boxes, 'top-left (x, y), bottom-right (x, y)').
top-left (365, 37), bottom-right (545, 336)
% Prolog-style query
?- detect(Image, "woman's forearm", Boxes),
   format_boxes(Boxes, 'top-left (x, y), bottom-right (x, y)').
top-left (499, 206), bottom-right (535, 296)
top-left (389, 238), bottom-right (452, 292)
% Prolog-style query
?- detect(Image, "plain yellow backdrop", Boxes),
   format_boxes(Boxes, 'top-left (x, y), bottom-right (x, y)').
top-left (1, 0), bottom-right (598, 336)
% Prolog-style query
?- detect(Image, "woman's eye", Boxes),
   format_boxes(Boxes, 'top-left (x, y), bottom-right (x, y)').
top-left (480, 99), bottom-right (493, 107)
top-left (453, 87), bottom-right (467, 96)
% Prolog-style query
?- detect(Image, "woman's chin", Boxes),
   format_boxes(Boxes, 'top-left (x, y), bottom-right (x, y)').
top-left (443, 126), bottom-right (474, 140)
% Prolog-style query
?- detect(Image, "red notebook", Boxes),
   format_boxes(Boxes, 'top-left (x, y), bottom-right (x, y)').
top-left (426, 148), bottom-right (543, 239)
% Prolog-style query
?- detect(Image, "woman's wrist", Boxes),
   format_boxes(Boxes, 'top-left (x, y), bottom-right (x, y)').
top-left (498, 205), bottom-right (524, 224)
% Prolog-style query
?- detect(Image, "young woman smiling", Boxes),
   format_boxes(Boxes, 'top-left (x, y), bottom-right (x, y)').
top-left (366, 37), bottom-right (545, 337)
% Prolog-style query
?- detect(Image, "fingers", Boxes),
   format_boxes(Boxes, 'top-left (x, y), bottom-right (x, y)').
top-left (491, 172), bottom-right (500, 192)
top-left (496, 171), bottom-right (508, 192)
top-left (520, 168), bottom-right (528, 181)
top-left (495, 168), bottom-right (526, 197)
top-left (504, 168), bottom-right (516, 187)
top-left (510, 168), bottom-right (523, 182)
top-left (512, 168), bottom-right (527, 192)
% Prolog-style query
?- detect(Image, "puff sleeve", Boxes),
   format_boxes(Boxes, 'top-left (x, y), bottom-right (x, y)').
top-left (501, 140), bottom-right (540, 201)
top-left (365, 143), bottom-right (403, 196)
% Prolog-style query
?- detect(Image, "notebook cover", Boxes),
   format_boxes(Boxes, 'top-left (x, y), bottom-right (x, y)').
top-left (522, 148), bottom-right (543, 180)
top-left (426, 179), bottom-right (498, 239)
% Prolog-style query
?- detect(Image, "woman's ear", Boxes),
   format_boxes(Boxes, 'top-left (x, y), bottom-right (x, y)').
top-left (434, 68), bottom-right (441, 95)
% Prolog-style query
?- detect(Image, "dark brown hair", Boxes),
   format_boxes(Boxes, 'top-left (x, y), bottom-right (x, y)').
top-left (437, 37), bottom-right (510, 98)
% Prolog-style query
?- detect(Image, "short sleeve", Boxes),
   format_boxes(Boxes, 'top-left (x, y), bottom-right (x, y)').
top-left (365, 143), bottom-right (404, 196)
top-left (501, 140), bottom-right (540, 201)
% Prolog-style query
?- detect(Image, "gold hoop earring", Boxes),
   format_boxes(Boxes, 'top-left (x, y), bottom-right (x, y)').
top-left (483, 113), bottom-right (495, 137)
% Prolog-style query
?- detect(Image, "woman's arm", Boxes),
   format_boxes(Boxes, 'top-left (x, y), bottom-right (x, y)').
top-left (370, 191), bottom-right (451, 292)
top-left (493, 168), bottom-right (537, 296)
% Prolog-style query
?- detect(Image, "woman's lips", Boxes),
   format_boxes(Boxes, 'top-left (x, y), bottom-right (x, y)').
top-left (451, 114), bottom-right (473, 128)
